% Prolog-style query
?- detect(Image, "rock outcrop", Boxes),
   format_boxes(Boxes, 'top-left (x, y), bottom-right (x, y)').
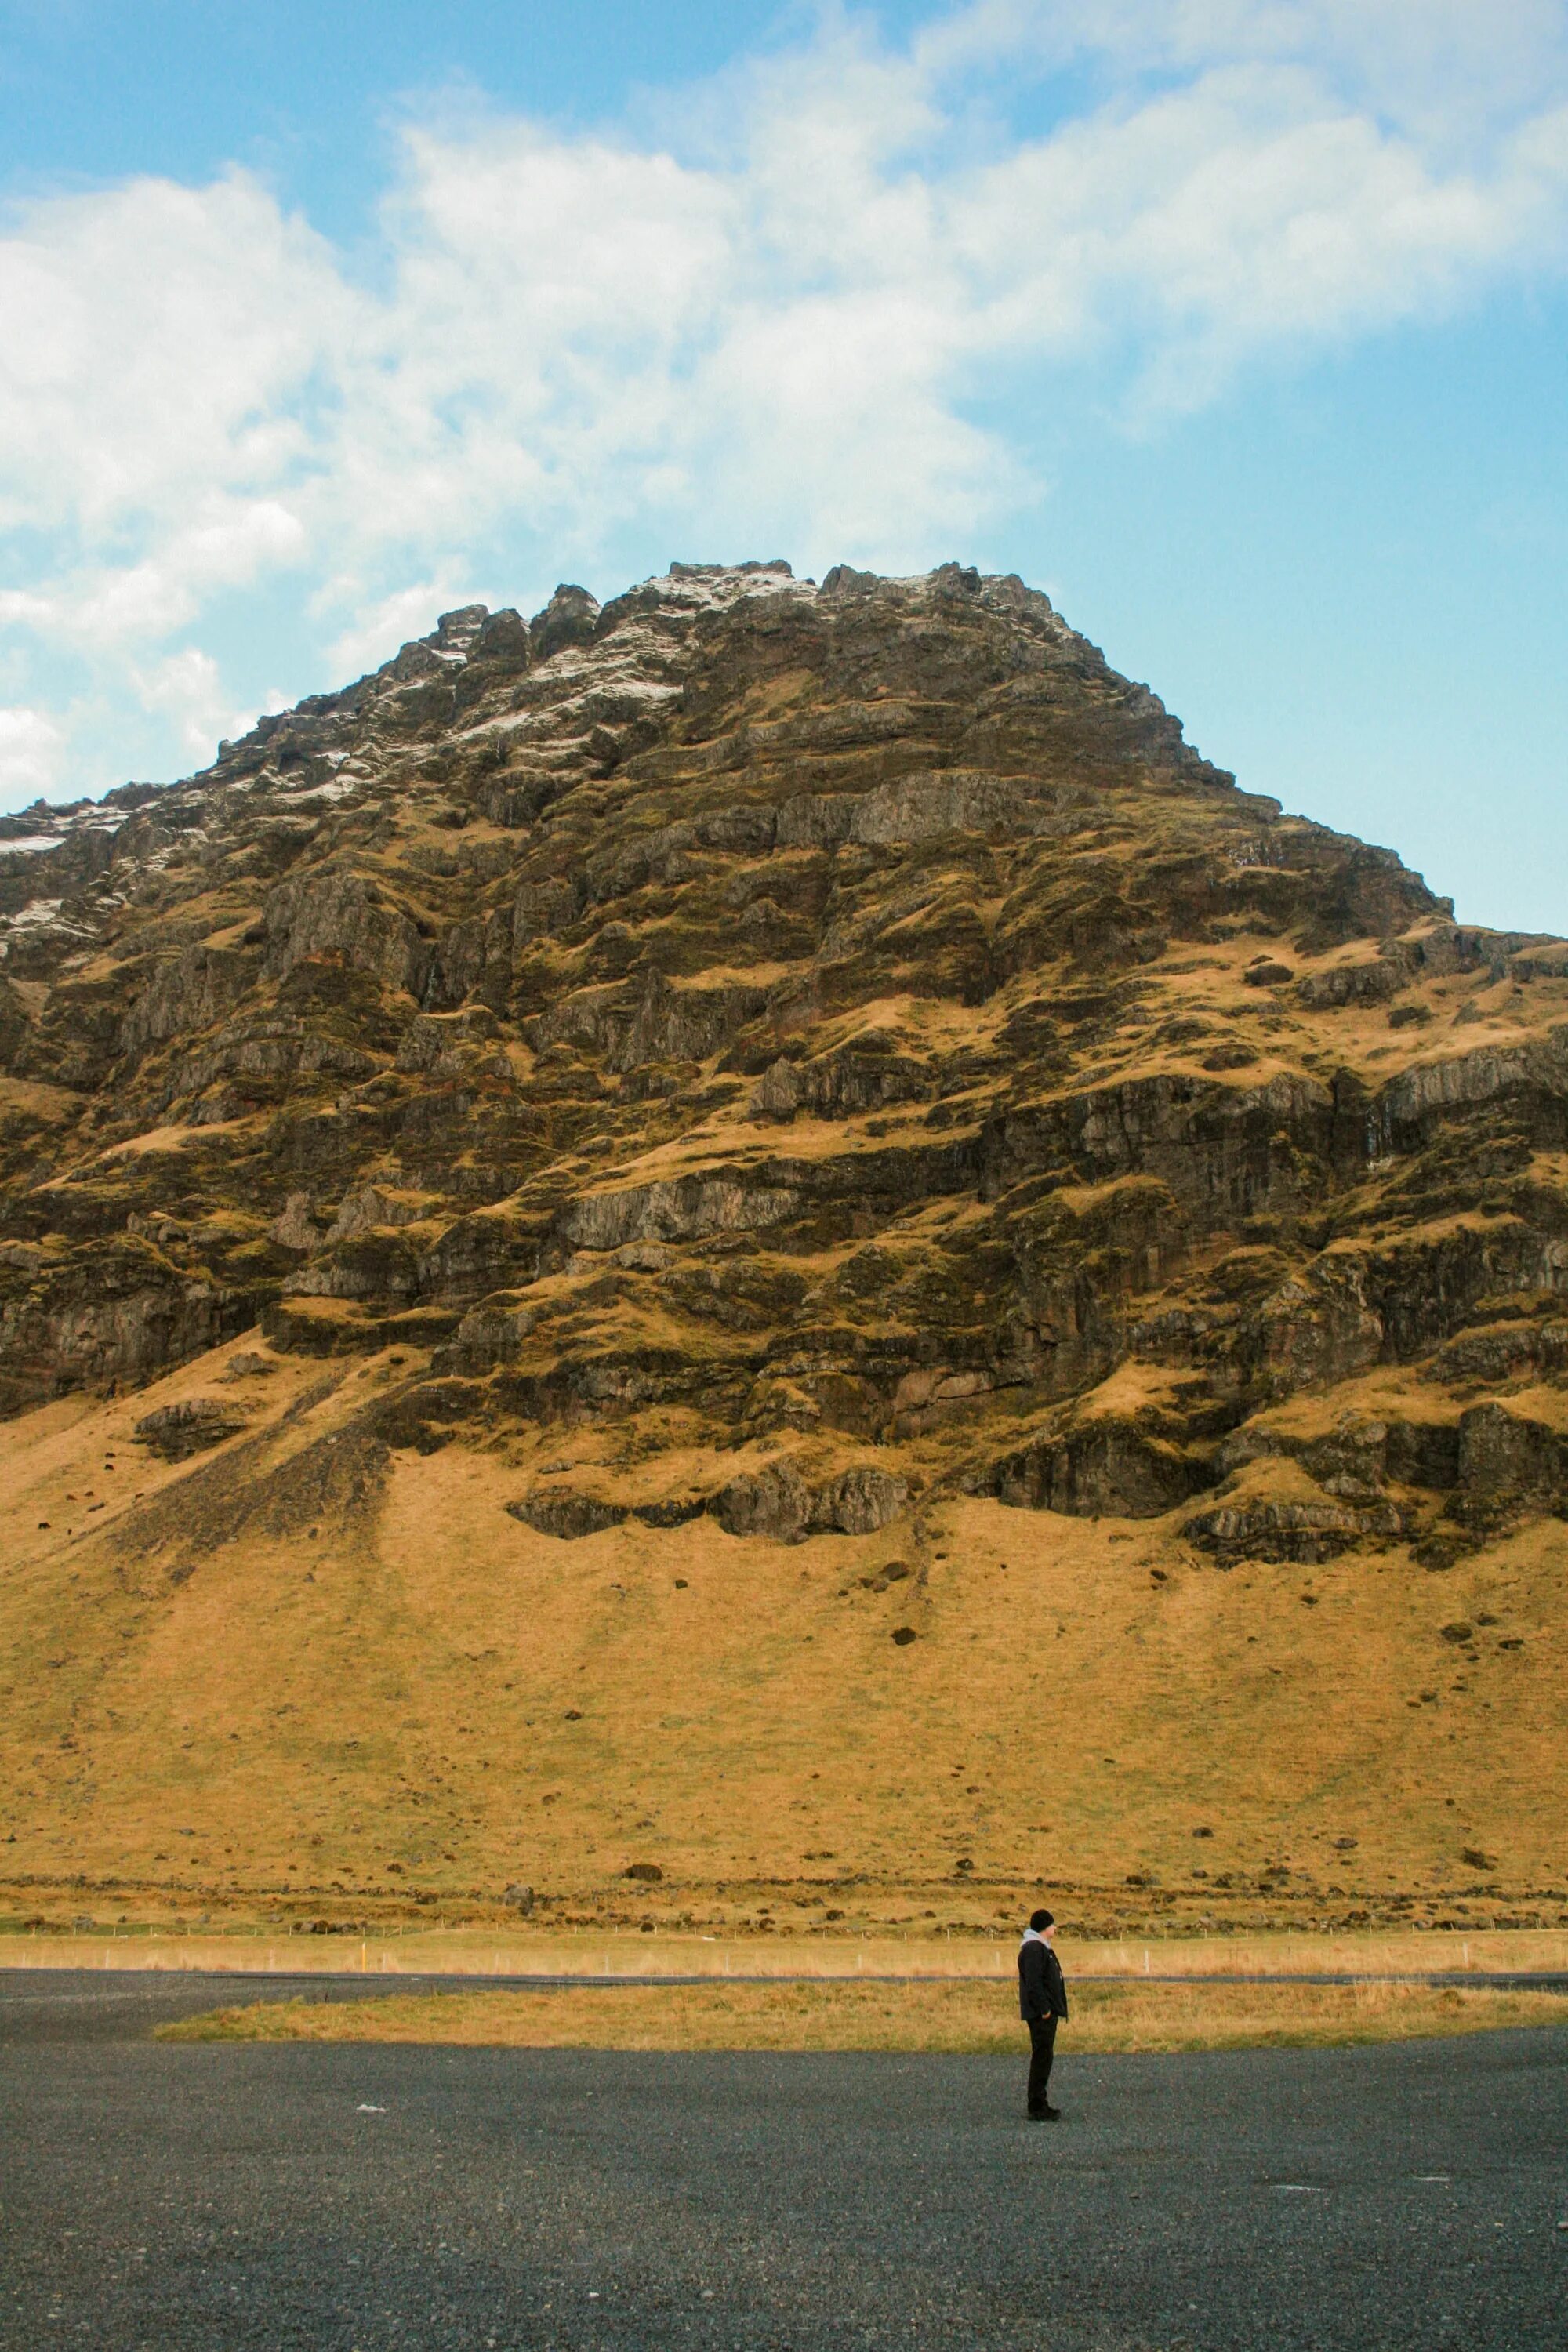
top-left (3, 557), bottom-right (1567, 1563)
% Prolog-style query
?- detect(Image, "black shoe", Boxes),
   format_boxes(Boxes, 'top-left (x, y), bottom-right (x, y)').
top-left (1026, 2106), bottom-right (1062, 2122)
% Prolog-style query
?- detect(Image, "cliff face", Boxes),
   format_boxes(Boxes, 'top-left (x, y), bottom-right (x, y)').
top-left (5, 557), bottom-right (1566, 1569)
top-left (2, 560), bottom-right (1566, 1918)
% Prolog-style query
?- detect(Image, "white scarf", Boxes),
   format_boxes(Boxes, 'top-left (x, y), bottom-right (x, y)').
top-left (1019, 1927), bottom-right (1049, 1950)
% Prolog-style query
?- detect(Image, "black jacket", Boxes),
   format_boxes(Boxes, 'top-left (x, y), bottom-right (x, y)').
top-left (1018, 1936), bottom-right (1068, 2023)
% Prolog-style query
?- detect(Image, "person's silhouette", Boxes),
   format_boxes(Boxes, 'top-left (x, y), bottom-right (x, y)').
top-left (1018, 1907), bottom-right (1068, 2120)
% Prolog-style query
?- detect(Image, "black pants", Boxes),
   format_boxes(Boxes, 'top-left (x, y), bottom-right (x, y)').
top-left (1026, 2015), bottom-right (1058, 2113)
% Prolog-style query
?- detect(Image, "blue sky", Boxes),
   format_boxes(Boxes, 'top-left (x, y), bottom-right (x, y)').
top-left (1, 0), bottom-right (1565, 929)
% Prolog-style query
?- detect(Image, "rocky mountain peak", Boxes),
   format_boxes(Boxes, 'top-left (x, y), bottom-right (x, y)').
top-left (2, 555), bottom-right (1565, 1581)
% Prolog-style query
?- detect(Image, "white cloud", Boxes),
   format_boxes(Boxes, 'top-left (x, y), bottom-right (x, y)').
top-left (323, 580), bottom-right (490, 682)
top-left (0, 706), bottom-right (64, 800)
top-left (0, 0), bottom-right (1565, 802)
top-left (946, 64), bottom-right (1568, 416)
top-left (0, 170), bottom-right (339, 541)
top-left (926, 0), bottom-right (1568, 135)
top-left (130, 648), bottom-right (260, 760)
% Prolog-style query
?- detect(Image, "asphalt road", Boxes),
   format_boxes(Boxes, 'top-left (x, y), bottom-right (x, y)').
top-left (2, 1972), bottom-right (1564, 2350)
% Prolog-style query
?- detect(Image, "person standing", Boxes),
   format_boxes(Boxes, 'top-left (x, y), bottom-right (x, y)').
top-left (1018, 1907), bottom-right (1068, 2121)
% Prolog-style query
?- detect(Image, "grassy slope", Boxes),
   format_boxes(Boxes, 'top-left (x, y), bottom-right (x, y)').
top-left (2, 1338), bottom-right (1564, 1925)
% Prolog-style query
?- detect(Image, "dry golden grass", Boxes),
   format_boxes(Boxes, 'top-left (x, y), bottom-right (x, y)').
top-left (7, 1924), bottom-right (1568, 1980)
top-left (1, 1348), bottom-right (1563, 1912)
top-left (158, 1976), bottom-right (1568, 2053)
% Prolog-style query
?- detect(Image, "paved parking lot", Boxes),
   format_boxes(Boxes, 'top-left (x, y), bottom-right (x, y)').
top-left (2, 1969), bottom-right (1564, 2349)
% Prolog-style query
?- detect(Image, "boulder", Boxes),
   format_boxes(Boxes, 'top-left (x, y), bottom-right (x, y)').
top-left (809, 1466), bottom-right (909, 1534)
top-left (987, 1420), bottom-right (1207, 1519)
top-left (133, 1398), bottom-right (249, 1461)
top-left (1184, 1491), bottom-right (1403, 1566)
top-left (710, 1463), bottom-right (813, 1542)
top-left (633, 1496), bottom-right (708, 1527)
top-left (506, 1492), bottom-right (629, 1541)
top-left (1455, 1402), bottom-right (1565, 1507)
top-left (1295, 959), bottom-right (1402, 1010)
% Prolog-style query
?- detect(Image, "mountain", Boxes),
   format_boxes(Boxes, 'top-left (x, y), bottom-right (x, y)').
top-left (2, 560), bottom-right (1563, 1936)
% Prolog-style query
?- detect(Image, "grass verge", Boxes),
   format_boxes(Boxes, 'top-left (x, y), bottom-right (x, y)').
top-left (13, 1925), bottom-right (1568, 1980)
top-left (158, 1976), bottom-right (1568, 2053)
